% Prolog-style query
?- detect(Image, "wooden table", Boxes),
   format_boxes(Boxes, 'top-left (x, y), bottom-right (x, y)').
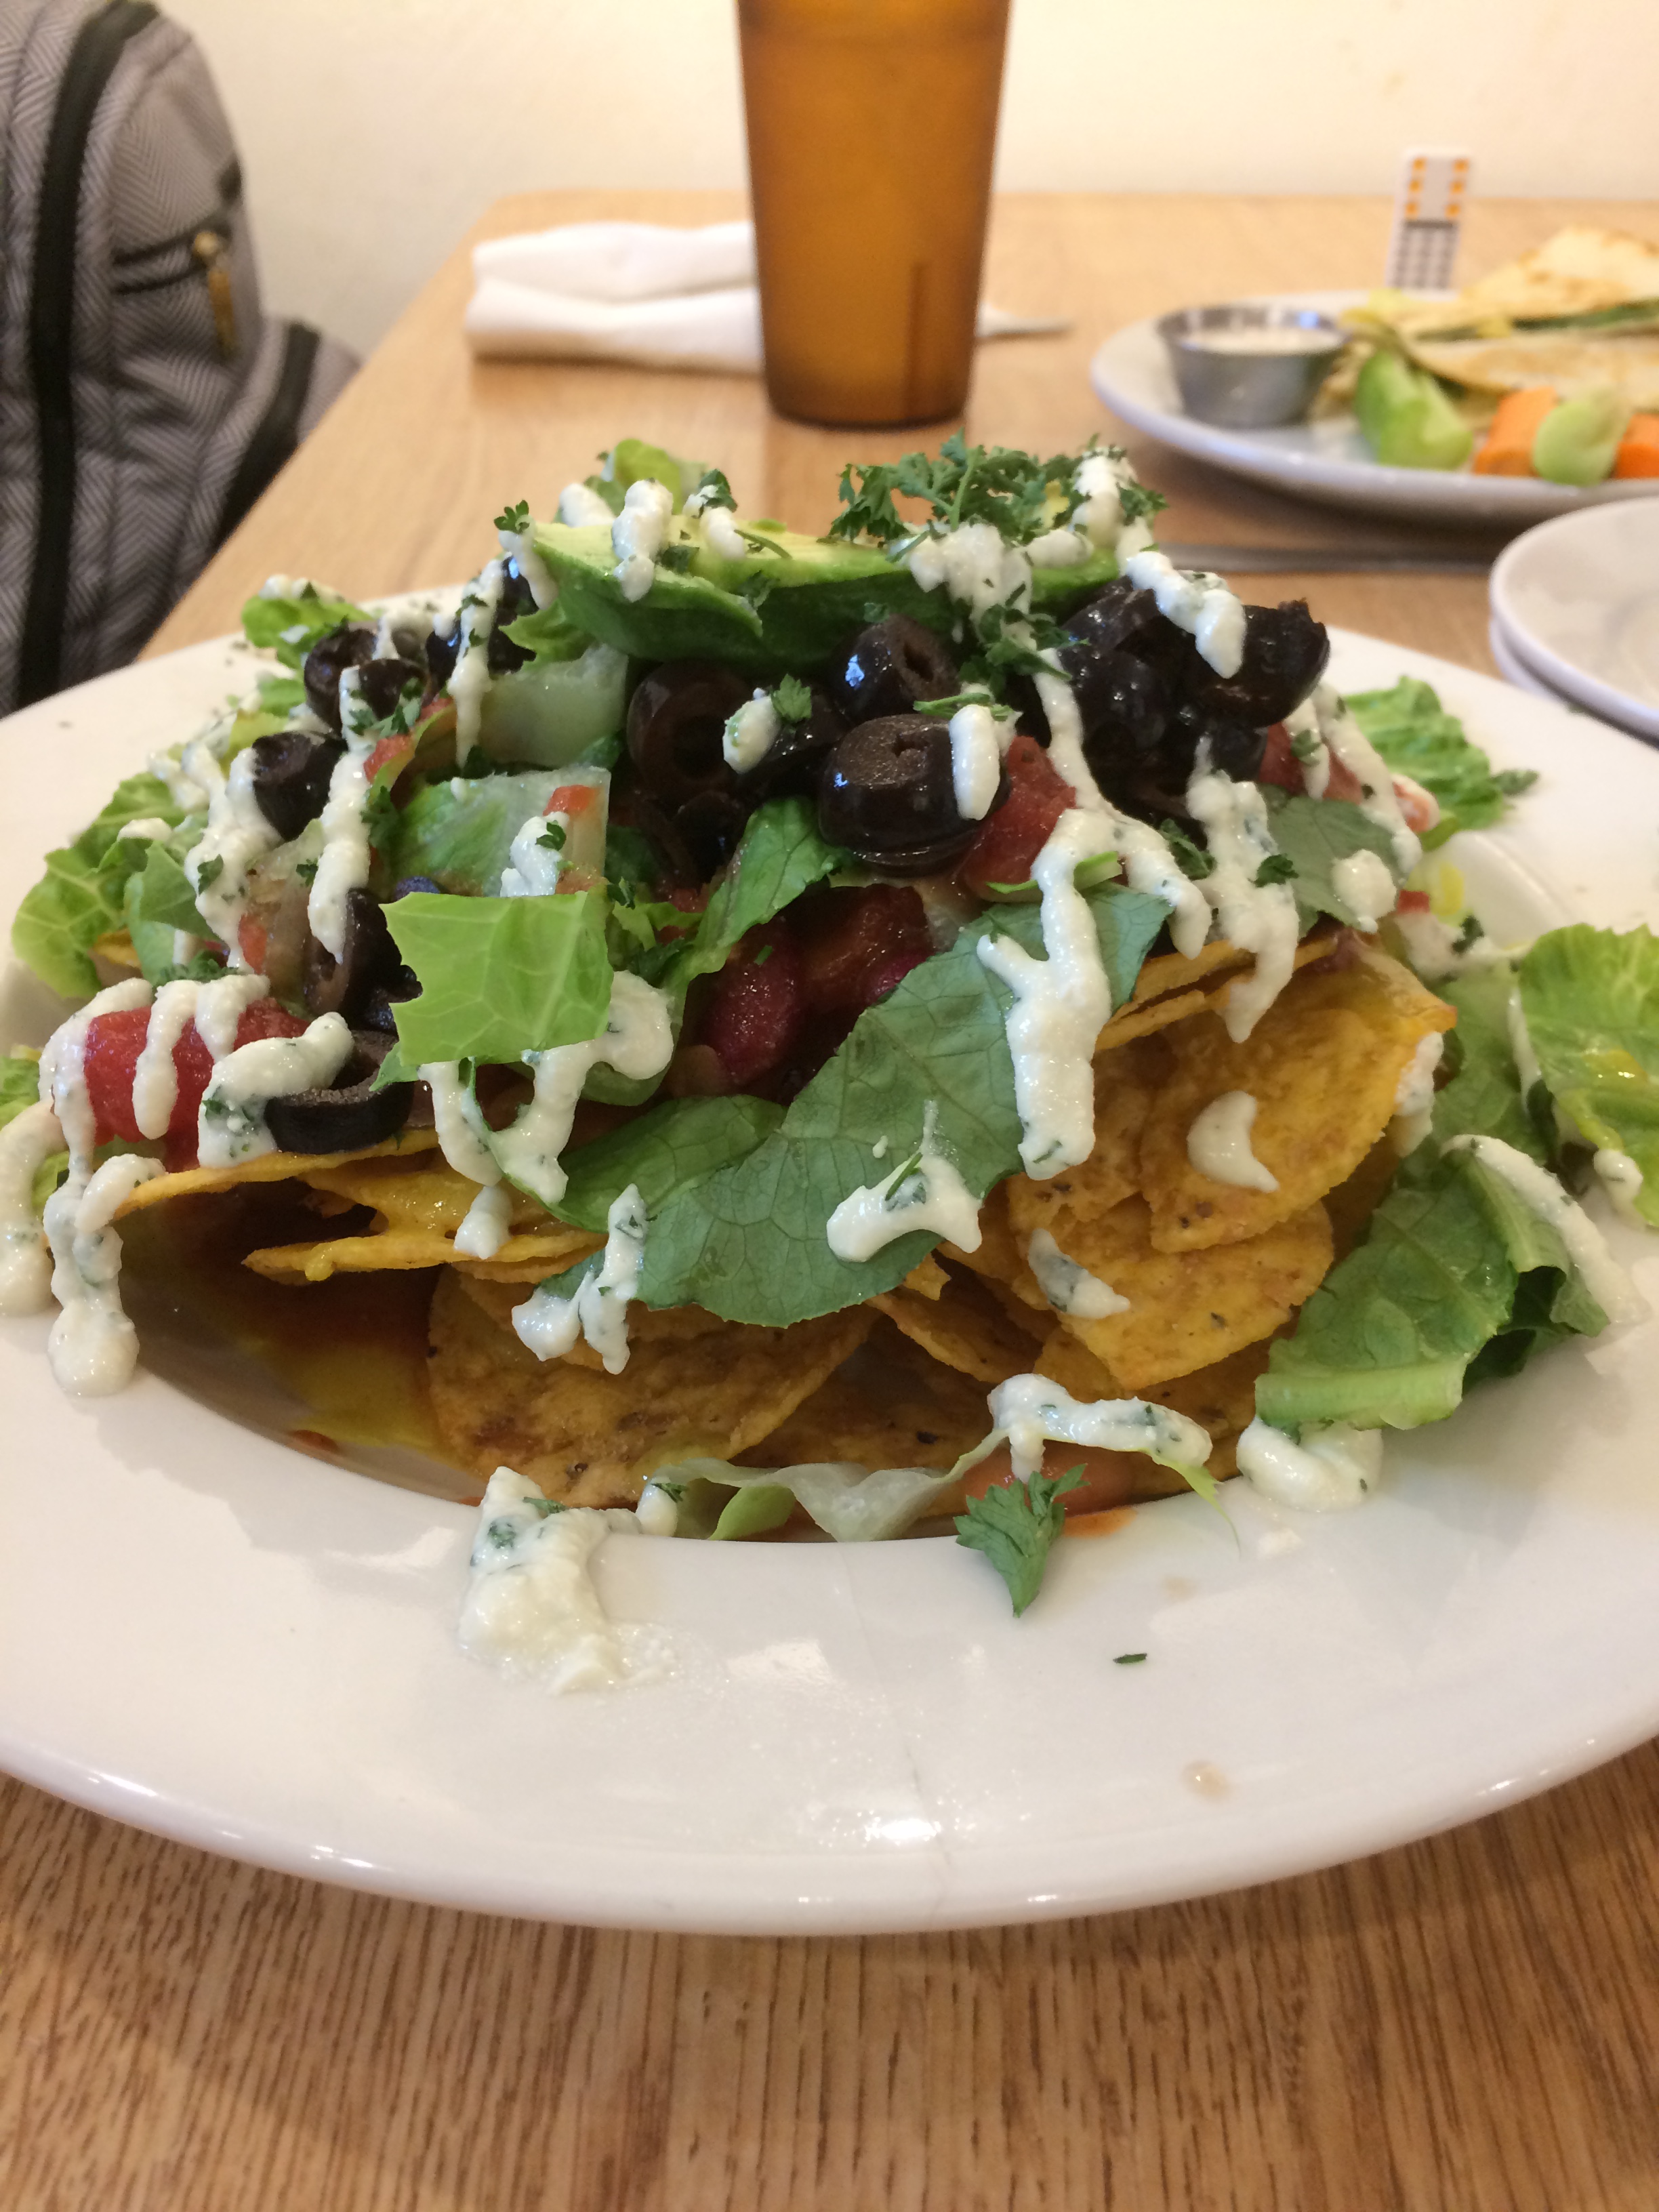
top-left (6, 192), bottom-right (1659, 2212)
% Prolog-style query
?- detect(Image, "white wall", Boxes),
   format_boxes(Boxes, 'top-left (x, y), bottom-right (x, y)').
top-left (167, 0), bottom-right (1659, 360)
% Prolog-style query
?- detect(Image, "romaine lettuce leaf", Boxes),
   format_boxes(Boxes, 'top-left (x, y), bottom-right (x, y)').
top-left (639, 883), bottom-right (1170, 1324)
top-left (384, 890), bottom-right (611, 1065)
top-left (386, 771), bottom-right (573, 895)
top-left (1346, 677), bottom-right (1536, 845)
top-left (0, 1049), bottom-right (41, 1131)
top-left (241, 585), bottom-right (371, 670)
top-left (1519, 924), bottom-right (1659, 1227)
top-left (11, 772), bottom-right (185, 998)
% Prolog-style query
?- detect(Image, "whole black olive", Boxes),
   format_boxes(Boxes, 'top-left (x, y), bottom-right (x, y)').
top-left (743, 688), bottom-right (846, 799)
top-left (828, 616), bottom-right (959, 725)
top-left (1062, 578), bottom-right (1159, 657)
top-left (626, 661), bottom-right (750, 810)
top-left (1181, 600), bottom-right (1331, 726)
top-left (301, 889), bottom-right (401, 1027)
top-left (303, 624), bottom-right (377, 731)
top-left (249, 731), bottom-right (345, 841)
top-left (1009, 642), bottom-right (1170, 794)
top-left (817, 714), bottom-right (982, 876)
top-left (266, 1029), bottom-right (413, 1155)
top-left (485, 558), bottom-right (539, 677)
top-left (1119, 610), bottom-right (1201, 699)
top-left (353, 654), bottom-right (422, 724)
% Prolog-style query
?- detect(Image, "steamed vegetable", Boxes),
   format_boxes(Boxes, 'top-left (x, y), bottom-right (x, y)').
top-left (1354, 351), bottom-right (1473, 471)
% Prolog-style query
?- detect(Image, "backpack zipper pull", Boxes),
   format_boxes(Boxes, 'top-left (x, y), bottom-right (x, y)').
top-left (192, 228), bottom-right (237, 359)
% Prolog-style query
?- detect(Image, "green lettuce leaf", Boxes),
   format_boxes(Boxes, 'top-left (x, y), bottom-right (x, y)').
top-left (554, 1094), bottom-right (782, 1231)
top-left (1261, 790), bottom-right (1401, 928)
top-left (241, 585), bottom-right (371, 670)
top-left (12, 772), bottom-right (184, 998)
top-left (0, 1049), bottom-right (41, 1131)
top-left (386, 770), bottom-right (575, 895)
top-left (639, 883), bottom-right (1170, 1324)
top-left (384, 890), bottom-right (611, 1066)
top-left (1519, 924), bottom-right (1659, 1227)
top-left (955, 1466), bottom-right (1082, 1615)
top-left (651, 796), bottom-right (851, 996)
top-left (1346, 677), bottom-right (1536, 846)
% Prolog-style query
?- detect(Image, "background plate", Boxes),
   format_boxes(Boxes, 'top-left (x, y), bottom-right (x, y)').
top-left (1490, 502), bottom-right (1659, 741)
top-left (2, 630), bottom-right (1658, 1935)
top-left (1091, 291), bottom-right (1659, 526)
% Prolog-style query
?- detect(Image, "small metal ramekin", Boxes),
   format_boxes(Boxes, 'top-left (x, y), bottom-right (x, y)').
top-left (1158, 304), bottom-right (1344, 430)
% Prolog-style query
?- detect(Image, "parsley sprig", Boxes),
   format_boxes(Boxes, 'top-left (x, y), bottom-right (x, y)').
top-left (830, 432), bottom-right (1086, 550)
top-left (955, 1465), bottom-right (1084, 1614)
top-left (494, 499), bottom-right (531, 534)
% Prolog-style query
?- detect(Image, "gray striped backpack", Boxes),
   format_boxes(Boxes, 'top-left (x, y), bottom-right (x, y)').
top-left (0, 0), bottom-right (356, 712)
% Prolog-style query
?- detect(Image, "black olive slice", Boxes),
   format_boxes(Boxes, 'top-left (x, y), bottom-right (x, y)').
top-left (265, 1029), bottom-right (413, 1155)
top-left (249, 731), bottom-right (346, 841)
top-left (626, 661), bottom-right (750, 809)
top-left (1181, 600), bottom-right (1331, 726)
top-left (354, 654), bottom-right (422, 723)
top-left (1152, 700), bottom-right (1267, 790)
top-left (301, 888), bottom-right (401, 1026)
top-left (828, 616), bottom-right (959, 725)
top-left (743, 687), bottom-right (846, 798)
top-left (303, 623), bottom-right (377, 731)
top-left (1062, 579), bottom-right (1159, 656)
top-left (485, 558), bottom-right (540, 676)
top-left (817, 714), bottom-right (983, 874)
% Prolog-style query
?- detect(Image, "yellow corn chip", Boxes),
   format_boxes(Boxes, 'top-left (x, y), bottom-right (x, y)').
top-left (942, 1181), bottom-right (1033, 1294)
top-left (869, 1267), bottom-right (1044, 1385)
top-left (1005, 1033), bottom-right (1170, 1253)
top-left (245, 1223), bottom-right (600, 1285)
top-left (112, 1127), bottom-right (441, 1217)
top-left (1124, 939), bottom-right (1254, 1008)
top-left (1139, 943), bottom-right (1454, 1252)
top-left (739, 1318), bottom-right (990, 1473)
top-left (299, 1152), bottom-right (554, 1235)
top-left (426, 1269), bottom-right (872, 1506)
top-left (1036, 1192), bottom-right (1332, 1391)
top-left (901, 1254), bottom-right (949, 1300)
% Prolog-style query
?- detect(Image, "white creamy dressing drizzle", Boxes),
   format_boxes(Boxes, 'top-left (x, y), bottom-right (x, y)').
top-left (987, 1375), bottom-right (1211, 1482)
top-left (513, 1183), bottom-right (647, 1374)
top-left (500, 524), bottom-right (556, 609)
top-left (129, 973), bottom-right (268, 1138)
top-left (0, 1102), bottom-right (64, 1315)
top-left (1187, 1090), bottom-right (1279, 1192)
top-left (43, 1151), bottom-right (163, 1394)
top-left (489, 972), bottom-right (672, 1208)
top-left (906, 519), bottom-right (1031, 621)
top-left (1282, 695), bottom-right (1330, 799)
top-left (1071, 447), bottom-right (1160, 559)
top-left (1593, 1148), bottom-right (1646, 1223)
top-left (611, 478), bottom-right (674, 602)
top-left (117, 816), bottom-right (175, 844)
top-left (422, 1063), bottom-right (500, 1184)
top-left (458, 1466), bottom-right (647, 1690)
top-left (977, 809), bottom-right (1117, 1178)
top-left (1389, 1031), bottom-right (1444, 1155)
top-left (698, 503), bottom-right (749, 562)
top-left (1184, 766), bottom-right (1299, 1041)
top-left (499, 808), bottom-right (567, 898)
top-left (558, 480), bottom-right (617, 529)
top-left (723, 690), bottom-right (781, 773)
top-left (1507, 990), bottom-right (1543, 1098)
top-left (825, 1104), bottom-right (982, 1262)
top-left (182, 735), bottom-right (281, 964)
top-left (1316, 687), bottom-right (1423, 876)
top-left (197, 1012), bottom-right (353, 1170)
top-left (306, 669), bottom-right (380, 961)
top-left (1124, 549), bottom-right (1246, 678)
top-left (1390, 905), bottom-right (1505, 983)
top-left (448, 560), bottom-right (506, 765)
top-left (146, 747), bottom-right (210, 813)
top-left (1332, 848), bottom-right (1398, 932)
top-left (1237, 1418), bottom-right (1382, 1511)
top-left (947, 701), bottom-right (1008, 821)
top-left (453, 1183), bottom-right (514, 1260)
top-left (1443, 1133), bottom-right (1647, 1325)
top-left (1025, 1227), bottom-right (1129, 1317)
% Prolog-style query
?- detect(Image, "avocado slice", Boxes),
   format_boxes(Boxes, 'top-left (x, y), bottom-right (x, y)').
top-left (532, 520), bottom-right (1121, 674)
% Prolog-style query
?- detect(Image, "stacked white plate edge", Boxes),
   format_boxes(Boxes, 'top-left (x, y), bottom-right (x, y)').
top-left (1489, 499), bottom-right (1659, 743)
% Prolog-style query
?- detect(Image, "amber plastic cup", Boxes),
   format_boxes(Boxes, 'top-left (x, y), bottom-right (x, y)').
top-left (737, 0), bottom-right (1010, 428)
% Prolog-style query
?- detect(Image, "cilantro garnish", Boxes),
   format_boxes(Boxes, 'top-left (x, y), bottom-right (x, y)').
top-left (295, 859), bottom-right (318, 885)
top-left (1253, 853), bottom-right (1298, 888)
top-left (1290, 727), bottom-right (1324, 763)
top-left (1454, 912), bottom-right (1485, 953)
top-left (772, 674), bottom-right (812, 724)
top-left (1160, 821), bottom-right (1214, 882)
top-left (954, 1465), bottom-right (1083, 1614)
top-left (537, 821), bottom-right (567, 854)
top-left (691, 468), bottom-right (736, 511)
top-left (830, 432), bottom-right (1091, 550)
top-left (194, 855), bottom-right (224, 890)
top-left (657, 543), bottom-right (695, 574)
top-left (1114, 1652), bottom-right (1149, 1666)
top-left (494, 499), bottom-right (531, 534)
top-left (914, 689), bottom-right (1008, 720)
top-left (363, 782), bottom-right (401, 851)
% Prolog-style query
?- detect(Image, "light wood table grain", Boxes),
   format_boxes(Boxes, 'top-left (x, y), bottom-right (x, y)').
top-left (6, 192), bottom-right (1659, 2212)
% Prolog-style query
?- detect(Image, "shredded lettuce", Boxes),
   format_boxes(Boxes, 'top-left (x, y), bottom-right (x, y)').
top-left (1347, 677), bottom-right (1537, 846)
top-left (647, 797), bottom-right (851, 998)
top-left (384, 889), bottom-right (611, 1066)
top-left (1519, 924), bottom-right (1659, 1227)
top-left (639, 883), bottom-right (1170, 1325)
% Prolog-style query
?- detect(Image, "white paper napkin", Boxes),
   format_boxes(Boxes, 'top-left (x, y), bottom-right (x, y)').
top-left (464, 220), bottom-right (1068, 373)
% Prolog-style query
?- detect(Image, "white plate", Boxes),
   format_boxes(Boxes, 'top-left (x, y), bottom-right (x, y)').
top-left (3, 631), bottom-right (1659, 1936)
top-left (1091, 292), bottom-right (1659, 526)
top-left (1487, 613), bottom-right (1570, 708)
top-left (1490, 503), bottom-right (1659, 742)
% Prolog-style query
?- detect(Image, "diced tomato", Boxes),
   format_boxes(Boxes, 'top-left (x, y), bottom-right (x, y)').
top-left (1326, 754), bottom-right (1364, 803)
top-left (701, 920), bottom-right (805, 1088)
top-left (795, 886), bottom-right (932, 1015)
top-left (238, 914), bottom-right (269, 970)
top-left (83, 998), bottom-right (308, 1157)
top-left (1396, 888), bottom-right (1431, 914)
top-left (1256, 718), bottom-right (1364, 802)
top-left (546, 783), bottom-right (598, 818)
top-left (959, 732), bottom-right (1074, 899)
top-left (1392, 775), bottom-right (1440, 836)
top-left (363, 735), bottom-right (413, 785)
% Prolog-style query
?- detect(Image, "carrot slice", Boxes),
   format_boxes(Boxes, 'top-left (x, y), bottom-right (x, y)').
top-left (1612, 413), bottom-right (1659, 478)
top-left (1471, 386), bottom-right (1558, 476)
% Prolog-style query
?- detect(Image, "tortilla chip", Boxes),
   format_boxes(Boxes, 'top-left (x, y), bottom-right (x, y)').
top-left (869, 1267), bottom-right (1042, 1385)
top-left (1038, 1193), bottom-right (1332, 1391)
top-left (299, 1152), bottom-right (553, 1235)
top-left (738, 1318), bottom-right (991, 1473)
top-left (245, 1223), bottom-right (600, 1285)
top-left (1004, 1032), bottom-right (1169, 1255)
top-left (111, 1127), bottom-right (441, 1216)
top-left (901, 1254), bottom-right (949, 1300)
top-left (1138, 944), bottom-right (1453, 1252)
top-left (426, 1269), bottom-right (872, 1506)
top-left (942, 1181), bottom-right (1031, 1294)
top-left (1095, 987), bottom-right (1212, 1050)
top-left (1036, 1329), bottom-right (1273, 1480)
top-left (1124, 939), bottom-right (1253, 1008)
